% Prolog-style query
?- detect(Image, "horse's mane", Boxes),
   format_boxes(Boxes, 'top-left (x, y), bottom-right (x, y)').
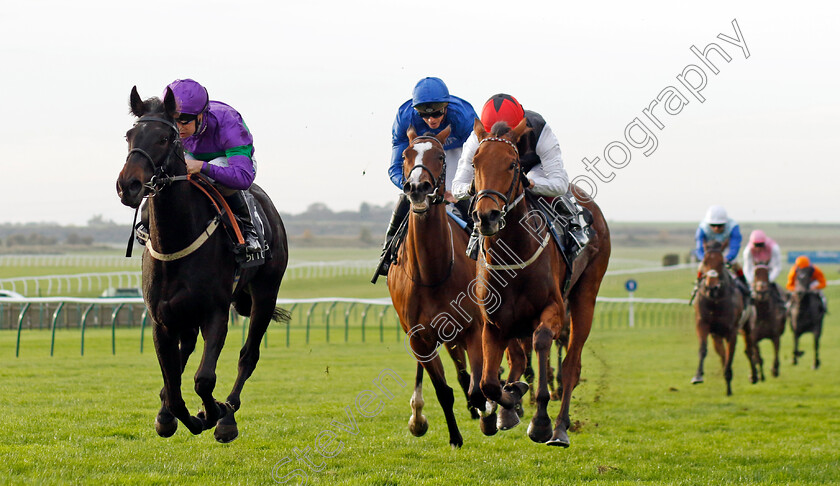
top-left (490, 122), bottom-right (511, 137)
top-left (130, 96), bottom-right (164, 116)
top-left (706, 240), bottom-right (725, 253)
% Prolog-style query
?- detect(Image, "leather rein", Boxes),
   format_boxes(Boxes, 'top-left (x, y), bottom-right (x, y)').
top-left (125, 116), bottom-right (240, 261)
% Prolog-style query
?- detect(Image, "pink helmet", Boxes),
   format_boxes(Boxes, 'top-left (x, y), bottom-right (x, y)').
top-left (749, 230), bottom-right (767, 245)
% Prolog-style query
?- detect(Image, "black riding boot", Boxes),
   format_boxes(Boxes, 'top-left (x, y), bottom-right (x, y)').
top-left (374, 194), bottom-right (410, 278)
top-left (225, 190), bottom-right (261, 254)
top-left (452, 198), bottom-right (474, 232)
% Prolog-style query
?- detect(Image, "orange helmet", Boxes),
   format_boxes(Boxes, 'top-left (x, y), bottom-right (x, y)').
top-left (795, 255), bottom-right (811, 268)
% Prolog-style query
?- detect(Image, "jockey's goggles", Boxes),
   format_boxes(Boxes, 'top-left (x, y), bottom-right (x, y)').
top-left (419, 110), bottom-right (445, 119)
top-left (175, 114), bottom-right (198, 124)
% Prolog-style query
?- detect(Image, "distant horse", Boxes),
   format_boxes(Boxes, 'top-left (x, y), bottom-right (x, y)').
top-left (116, 87), bottom-right (289, 442)
top-left (692, 240), bottom-right (754, 395)
top-left (470, 119), bottom-right (611, 447)
top-left (387, 126), bottom-right (487, 448)
top-left (789, 266), bottom-right (825, 369)
top-left (746, 265), bottom-right (786, 380)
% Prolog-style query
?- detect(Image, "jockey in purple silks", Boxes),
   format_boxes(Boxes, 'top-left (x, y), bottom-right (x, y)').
top-left (136, 79), bottom-right (261, 255)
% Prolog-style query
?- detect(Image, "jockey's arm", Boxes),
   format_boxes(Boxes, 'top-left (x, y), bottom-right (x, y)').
top-left (452, 132), bottom-right (479, 200)
top-left (812, 266), bottom-right (827, 290)
top-left (742, 247), bottom-right (754, 284)
top-left (769, 244), bottom-right (783, 281)
top-left (725, 224), bottom-right (742, 263)
top-left (200, 151), bottom-right (255, 191)
top-left (527, 124), bottom-right (569, 197)
top-left (694, 227), bottom-right (706, 260)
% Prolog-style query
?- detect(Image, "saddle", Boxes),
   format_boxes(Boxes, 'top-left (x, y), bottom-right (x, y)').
top-left (525, 191), bottom-right (595, 294)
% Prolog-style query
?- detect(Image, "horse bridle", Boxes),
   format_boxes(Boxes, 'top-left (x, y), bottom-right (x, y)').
top-left (472, 136), bottom-right (527, 229)
top-left (402, 135), bottom-right (446, 207)
top-left (126, 116), bottom-right (184, 195)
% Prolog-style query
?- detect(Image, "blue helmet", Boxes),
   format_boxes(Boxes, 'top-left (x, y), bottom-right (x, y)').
top-left (411, 77), bottom-right (450, 109)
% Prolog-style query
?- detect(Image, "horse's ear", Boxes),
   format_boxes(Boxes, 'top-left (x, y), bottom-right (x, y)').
top-left (407, 125), bottom-right (417, 142)
top-left (511, 118), bottom-right (531, 142)
top-left (129, 86), bottom-right (145, 117)
top-left (162, 87), bottom-right (178, 119)
top-left (436, 125), bottom-right (451, 145)
top-left (473, 118), bottom-right (488, 140)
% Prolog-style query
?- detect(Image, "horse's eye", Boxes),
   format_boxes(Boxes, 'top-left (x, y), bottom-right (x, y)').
top-left (438, 155), bottom-right (445, 161)
top-left (509, 162), bottom-right (516, 170)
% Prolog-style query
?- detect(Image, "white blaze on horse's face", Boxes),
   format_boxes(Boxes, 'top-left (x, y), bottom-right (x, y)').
top-left (407, 142), bottom-right (433, 185)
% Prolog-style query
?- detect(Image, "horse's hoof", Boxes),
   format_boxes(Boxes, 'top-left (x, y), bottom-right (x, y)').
top-left (214, 413), bottom-right (238, 443)
top-left (813, 362), bottom-right (820, 370)
top-left (187, 416), bottom-right (204, 435)
top-left (503, 381), bottom-right (529, 400)
top-left (468, 407), bottom-right (480, 420)
top-left (449, 434), bottom-right (463, 449)
top-left (480, 413), bottom-right (498, 436)
top-left (514, 402), bottom-right (524, 418)
top-left (750, 376), bottom-right (758, 385)
top-left (408, 415), bottom-right (428, 437)
top-left (691, 376), bottom-right (703, 384)
top-left (550, 390), bottom-right (561, 401)
top-left (154, 413), bottom-right (178, 438)
top-left (214, 424), bottom-right (239, 443)
top-left (498, 407), bottom-right (521, 430)
top-left (546, 428), bottom-right (570, 447)
top-left (527, 415), bottom-right (553, 443)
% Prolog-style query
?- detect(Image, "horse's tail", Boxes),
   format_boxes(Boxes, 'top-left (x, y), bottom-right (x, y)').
top-left (272, 306), bottom-right (292, 323)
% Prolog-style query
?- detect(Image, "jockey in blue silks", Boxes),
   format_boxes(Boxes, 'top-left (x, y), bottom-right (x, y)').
top-left (694, 205), bottom-right (750, 290)
top-left (374, 77), bottom-right (478, 279)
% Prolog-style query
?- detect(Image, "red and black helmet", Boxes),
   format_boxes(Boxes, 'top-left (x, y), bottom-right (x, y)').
top-left (480, 93), bottom-right (525, 131)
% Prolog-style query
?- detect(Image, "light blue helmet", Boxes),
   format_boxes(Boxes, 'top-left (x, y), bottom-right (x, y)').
top-left (411, 77), bottom-right (450, 113)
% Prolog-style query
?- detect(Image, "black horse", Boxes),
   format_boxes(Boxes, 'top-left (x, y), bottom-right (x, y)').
top-left (117, 86), bottom-right (289, 442)
top-left (789, 267), bottom-right (825, 370)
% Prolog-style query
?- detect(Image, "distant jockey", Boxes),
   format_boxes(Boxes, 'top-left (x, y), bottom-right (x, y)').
top-left (694, 205), bottom-right (750, 302)
top-left (786, 255), bottom-right (828, 313)
top-left (743, 229), bottom-right (784, 303)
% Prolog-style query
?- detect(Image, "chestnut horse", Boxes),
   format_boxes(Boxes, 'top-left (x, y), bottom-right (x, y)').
top-left (387, 127), bottom-right (488, 448)
top-left (692, 241), bottom-right (754, 395)
top-left (789, 266), bottom-right (825, 369)
top-left (746, 265), bottom-right (786, 380)
top-left (117, 87), bottom-right (289, 442)
top-left (470, 119), bottom-right (611, 447)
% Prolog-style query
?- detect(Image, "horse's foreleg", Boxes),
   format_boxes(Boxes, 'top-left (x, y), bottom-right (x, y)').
top-left (421, 352), bottom-right (463, 448)
top-left (408, 362), bottom-right (428, 437)
top-left (517, 339), bottom-right (536, 405)
top-left (444, 343), bottom-right (478, 419)
top-left (478, 325), bottom-right (507, 436)
top-left (724, 333), bottom-right (737, 396)
top-left (549, 289), bottom-right (596, 448)
top-left (527, 324), bottom-right (555, 443)
top-left (463, 325), bottom-right (487, 415)
top-left (153, 324), bottom-right (203, 436)
top-left (792, 334), bottom-right (801, 365)
top-left (194, 312), bottom-right (228, 433)
top-left (771, 336), bottom-right (780, 377)
top-left (498, 338), bottom-right (526, 429)
top-left (813, 331), bottom-right (821, 370)
top-left (157, 326), bottom-right (198, 435)
top-left (742, 331), bottom-right (759, 385)
top-left (692, 327), bottom-right (708, 384)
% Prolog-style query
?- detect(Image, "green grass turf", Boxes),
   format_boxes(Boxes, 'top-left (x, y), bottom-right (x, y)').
top-left (1, 307), bottom-right (838, 485)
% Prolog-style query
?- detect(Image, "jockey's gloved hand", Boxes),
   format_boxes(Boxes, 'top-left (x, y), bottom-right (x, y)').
top-left (810, 281), bottom-right (819, 290)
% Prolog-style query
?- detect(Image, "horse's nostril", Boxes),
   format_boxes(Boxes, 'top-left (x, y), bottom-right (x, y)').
top-left (129, 180), bottom-right (142, 197)
top-left (488, 210), bottom-right (501, 224)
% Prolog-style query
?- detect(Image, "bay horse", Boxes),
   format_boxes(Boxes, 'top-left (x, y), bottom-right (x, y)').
top-left (470, 119), bottom-right (611, 447)
top-left (789, 266), bottom-right (825, 369)
top-left (116, 87), bottom-right (289, 442)
top-left (387, 126), bottom-right (487, 448)
top-left (746, 265), bottom-right (786, 380)
top-left (692, 240), bottom-right (754, 395)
